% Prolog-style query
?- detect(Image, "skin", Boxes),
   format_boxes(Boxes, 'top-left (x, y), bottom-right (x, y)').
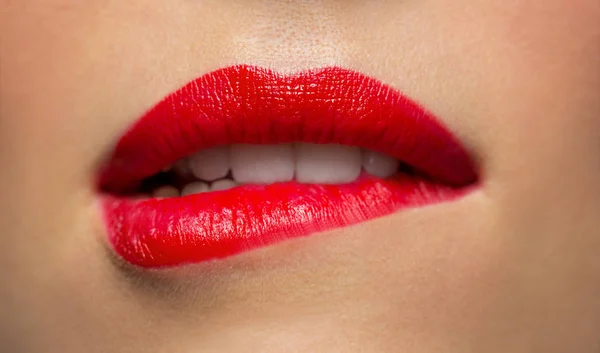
top-left (1, 0), bottom-right (599, 352)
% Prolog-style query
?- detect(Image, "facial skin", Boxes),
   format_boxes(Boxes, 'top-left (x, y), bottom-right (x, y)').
top-left (1, 1), bottom-right (599, 352)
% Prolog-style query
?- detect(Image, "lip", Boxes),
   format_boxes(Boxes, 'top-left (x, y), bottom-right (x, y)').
top-left (99, 65), bottom-right (478, 268)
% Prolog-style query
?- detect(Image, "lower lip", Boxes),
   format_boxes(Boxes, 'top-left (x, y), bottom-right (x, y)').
top-left (101, 174), bottom-right (473, 268)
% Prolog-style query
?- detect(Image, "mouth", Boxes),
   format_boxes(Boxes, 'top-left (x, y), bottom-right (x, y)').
top-left (98, 65), bottom-right (479, 268)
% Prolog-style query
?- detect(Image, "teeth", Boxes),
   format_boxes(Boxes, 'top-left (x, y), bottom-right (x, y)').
top-left (153, 185), bottom-right (180, 198)
top-left (230, 144), bottom-right (294, 184)
top-left (181, 181), bottom-right (209, 196)
top-left (151, 144), bottom-right (399, 199)
top-left (362, 150), bottom-right (399, 178)
top-left (210, 179), bottom-right (238, 191)
top-left (295, 144), bottom-right (362, 184)
top-left (188, 146), bottom-right (230, 181)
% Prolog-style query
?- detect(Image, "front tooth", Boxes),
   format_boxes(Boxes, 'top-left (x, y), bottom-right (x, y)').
top-left (181, 182), bottom-right (209, 196)
top-left (295, 144), bottom-right (361, 184)
top-left (230, 144), bottom-right (294, 184)
top-left (210, 179), bottom-right (238, 191)
top-left (362, 150), bottom-right (399, 178)
top-left (188, 146), bottom-right (230, 181)
top-left (153, 185), bottom-right (180, 198)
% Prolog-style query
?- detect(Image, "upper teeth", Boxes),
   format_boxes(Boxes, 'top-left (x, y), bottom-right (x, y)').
top-left (188, 146), bottom-right (230, 181)
top-left (295, 144), bottom-right (362, 184)
top-left (152, 143), bottom-right (400, 198)
top-left (231, 144), bottom-right (295, 184)
top-left (362, 149), bottom-right (401, 178)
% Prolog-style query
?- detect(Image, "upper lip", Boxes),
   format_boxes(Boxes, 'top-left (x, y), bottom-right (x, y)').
top-left (99, 65), bottom-right (477, 193)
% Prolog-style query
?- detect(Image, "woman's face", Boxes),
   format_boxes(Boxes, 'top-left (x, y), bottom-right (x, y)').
top-left (1, 1), bottom-right (599, 352)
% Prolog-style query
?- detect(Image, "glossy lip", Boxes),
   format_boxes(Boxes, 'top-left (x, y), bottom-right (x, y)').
top-left (99, 65), bottom-right (479, 268)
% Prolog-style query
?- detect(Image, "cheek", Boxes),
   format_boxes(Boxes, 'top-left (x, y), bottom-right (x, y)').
top-left (448, 0), bottom-right (600, 207)
top-left (0, 1), bottom-right (109, 188)
top-left (475, 2), bottom-right (600, 345)
top-left (487, 0), bottom-right (600, 217)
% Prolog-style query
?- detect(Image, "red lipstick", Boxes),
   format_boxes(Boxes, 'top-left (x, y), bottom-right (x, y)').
top-left (99, 65), bottom-right (478, 268)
